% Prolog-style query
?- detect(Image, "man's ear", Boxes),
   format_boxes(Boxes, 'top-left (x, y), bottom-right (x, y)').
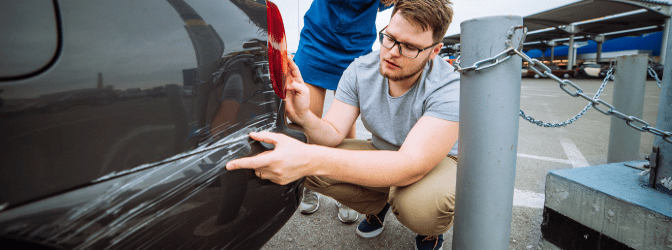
top-left (429, 42), bottom-right (443, 60)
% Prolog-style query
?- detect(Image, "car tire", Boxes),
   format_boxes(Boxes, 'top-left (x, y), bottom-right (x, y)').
top-left (563, 73), bottom-right (570, 79)
top-left (534, 74), bottom-right (540, 79)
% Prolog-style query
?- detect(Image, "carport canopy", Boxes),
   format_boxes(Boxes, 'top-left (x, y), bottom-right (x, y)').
top-left (442, 0), bottom-right (672, 68)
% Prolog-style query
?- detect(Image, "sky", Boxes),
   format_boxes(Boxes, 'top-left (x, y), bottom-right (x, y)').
top-left (275, 0), bottom-right (581, 53)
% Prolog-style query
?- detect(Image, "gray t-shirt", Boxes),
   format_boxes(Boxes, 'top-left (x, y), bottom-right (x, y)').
top-left (335, 51), bottom-right (460, 155)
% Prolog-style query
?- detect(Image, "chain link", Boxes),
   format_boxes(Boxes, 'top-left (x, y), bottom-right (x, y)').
top-left (648, 59), bottom-right (663, 89)
top-left (454, 29), bottom-right (672, 143)
top-left (519, 68), bottom-right (613, 128)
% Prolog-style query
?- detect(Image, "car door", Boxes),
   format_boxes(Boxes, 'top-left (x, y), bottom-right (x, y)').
top-left (0, 0), bottom-right (304, 249)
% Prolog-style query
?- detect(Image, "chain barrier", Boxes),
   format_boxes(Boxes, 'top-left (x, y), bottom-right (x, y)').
top-left (648, 59), bottom-right (663, 89)
top-left (519, 67), bottom-right (613, 128)
top-left (454, 28), bottom-right (672, 143)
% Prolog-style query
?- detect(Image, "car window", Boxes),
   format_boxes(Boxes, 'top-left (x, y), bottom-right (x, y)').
top-left (0, 0), bottom-right (59, 79)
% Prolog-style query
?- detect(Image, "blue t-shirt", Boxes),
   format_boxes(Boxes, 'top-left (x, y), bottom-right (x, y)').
top-left (294, 0), bottom-right (393, 90)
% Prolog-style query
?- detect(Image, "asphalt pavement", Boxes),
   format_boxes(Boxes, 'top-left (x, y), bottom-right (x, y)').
top-left (261, 77), bottom-right (662, 250)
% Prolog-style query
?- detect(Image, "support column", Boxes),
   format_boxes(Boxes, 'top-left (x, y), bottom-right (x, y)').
top-left (661, 18), bottom-right (670, 62)
top-left (567, 34), bottom-right (575, 70)
top-left (653, 18), bottom-right (672, 194)
top-left (453, 15), bottom-right (522, 250)
top-left (607, 54), bottom-right (648, 163)
top-left (541, 49), bottom-right (546, 64)
top-left (595, 35), bottom-right (605, 62)
top-left (550, 46), bottom-right (555, 65)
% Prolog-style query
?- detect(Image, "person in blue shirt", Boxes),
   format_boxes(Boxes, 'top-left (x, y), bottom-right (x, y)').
top-left (294, 0), bottom-right (396, 223)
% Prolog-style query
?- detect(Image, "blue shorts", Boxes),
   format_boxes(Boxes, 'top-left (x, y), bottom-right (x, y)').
top-left (294, 58), bottom-right (343, 91)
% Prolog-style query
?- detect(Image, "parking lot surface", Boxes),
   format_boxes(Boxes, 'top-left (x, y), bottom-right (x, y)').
top-left (261, 78), bottom-right (662, 250)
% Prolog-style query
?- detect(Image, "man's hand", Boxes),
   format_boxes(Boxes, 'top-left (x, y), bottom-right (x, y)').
top-left (226, 131), bottom-right (314, 185)
top-left (284, 57), bottom-right (312, 125)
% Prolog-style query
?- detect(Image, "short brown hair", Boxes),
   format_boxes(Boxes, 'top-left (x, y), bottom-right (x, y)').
top-left (391, 0), bottom-right (453, 43)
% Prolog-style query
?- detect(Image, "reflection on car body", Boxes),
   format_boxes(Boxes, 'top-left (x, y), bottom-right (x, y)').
top-left (0, 0), bottom-right (303, 249)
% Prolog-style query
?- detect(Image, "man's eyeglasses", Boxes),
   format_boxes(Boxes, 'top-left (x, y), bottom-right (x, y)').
top-left (378, 26), bottom-right (439, 59)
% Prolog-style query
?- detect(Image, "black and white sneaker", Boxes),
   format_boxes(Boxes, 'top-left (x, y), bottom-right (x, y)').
top-left (355, 204), bottom-right (390, 238)
top-left (415, 234), bottom-right (444, 250)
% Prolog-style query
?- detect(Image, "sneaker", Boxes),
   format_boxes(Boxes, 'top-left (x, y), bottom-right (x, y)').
top-left (355, 203), bottom-right (390, 238)
top-left (336, 201), bottom-right (359, 224)
top-left (414, 234), bottom-right (444, 250)
top-left (299, 188), bottom-right (319, 214)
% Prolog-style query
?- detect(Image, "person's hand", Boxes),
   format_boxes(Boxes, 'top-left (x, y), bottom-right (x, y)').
top-left (225, 131), bottom-right (314, 185)
top-left (284, 57), bottom-right (312, 125)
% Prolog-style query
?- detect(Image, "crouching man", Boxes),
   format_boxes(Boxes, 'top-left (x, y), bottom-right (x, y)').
top-left (227, 0), bottom-right (458, 248)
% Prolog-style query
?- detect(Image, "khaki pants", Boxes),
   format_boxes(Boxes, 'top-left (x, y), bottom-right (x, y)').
top-left (303, 139), bottom-right (457, 236)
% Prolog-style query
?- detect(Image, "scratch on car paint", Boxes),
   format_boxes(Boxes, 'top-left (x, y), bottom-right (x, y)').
top-left (0, 112), bottom-right (278, 249)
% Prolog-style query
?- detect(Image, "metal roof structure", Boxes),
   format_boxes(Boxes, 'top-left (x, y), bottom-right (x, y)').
top-left (442, 0), bottom-right (672, 66)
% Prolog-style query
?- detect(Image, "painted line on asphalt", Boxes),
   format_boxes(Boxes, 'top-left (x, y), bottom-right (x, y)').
top-left (513, 189), bottom-right (545, 209)
top-left (530, 93), bottom-right (560, 98)
top-left (559, 138), bottom-right (590, 168)
top-left (517, 153), bottom-right (571, 165)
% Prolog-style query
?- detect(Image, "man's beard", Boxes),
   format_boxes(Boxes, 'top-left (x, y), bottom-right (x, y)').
top-left (379, 56), bottom-right (430, 82)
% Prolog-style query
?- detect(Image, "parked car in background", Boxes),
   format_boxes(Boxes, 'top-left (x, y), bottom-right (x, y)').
top-left (0, 0), bottom-right (304, 249)
top-left (575, 62), bottom-right (607, 78)
top-left (526, 64), bottom-right (573, 79)
top-left (648, 62), bottom-right (664, 80)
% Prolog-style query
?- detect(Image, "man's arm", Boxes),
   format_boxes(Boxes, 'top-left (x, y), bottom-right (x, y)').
top-left (300, 100), bottom-right (360, 147)
top-left (284, 58), bottom-right (359, 147)
top-left (312, 116), bottom-right (458, 186)
top-left (226, 116), bottom-right (458, 187)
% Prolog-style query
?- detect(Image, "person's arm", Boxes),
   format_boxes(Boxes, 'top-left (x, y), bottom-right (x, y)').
top-left (226, 116), bottom-right (458, 187)
top-left (300, 100), bottom-right (360, 147)
top-left (284, 58), bottom-right (359, 147)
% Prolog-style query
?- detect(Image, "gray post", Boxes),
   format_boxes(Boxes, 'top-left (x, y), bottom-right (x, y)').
top-left (661, 18), bottom-right (670, 62)
top-left (550, 46), bottom-right (555, 65)
top-left (653, 20), bottom-right (672, 194)
top-left (453, 16), bottom-right (522, 250)
top-left (595, 35), bottom-right (605, 62)
top-left (541, 49), bottom-right (546, 64)
top-left (606, 54), bottom-right (648, 163)
top-left (567, 34), bottom-right (575, 70)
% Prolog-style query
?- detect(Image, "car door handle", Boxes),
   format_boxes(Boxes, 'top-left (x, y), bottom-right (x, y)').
top-left (270, 99), bottom-right (307, 144)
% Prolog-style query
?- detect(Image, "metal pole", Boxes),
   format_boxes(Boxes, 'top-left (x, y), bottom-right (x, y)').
top-left (550, 46), bottom-right (555, 65)
top-left (567, 34), bottom-right (575, 70)
top-left (661, 18), bottom-right (670, 62)
top-left (572, 46), bottom-right (578, 70)
top-left (453, 15), bottom-right (522, 250)
top-left (653, 20), bottom-right (672, 194)
top-left (595, 35), bottom-right (605, 62)
top-left (606, 54), bottom-right (648, 163)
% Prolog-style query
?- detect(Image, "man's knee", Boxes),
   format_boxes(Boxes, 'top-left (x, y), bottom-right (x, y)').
top-left (391, 190), bottom-right (455, 235)
top-left (389, 157), bottom-right (457, 235)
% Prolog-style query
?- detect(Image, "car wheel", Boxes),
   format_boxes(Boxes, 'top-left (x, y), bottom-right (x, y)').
top-left (563, 73), bottom-right (570, 79)
top-left (534, 74), bottom-right (540, 79)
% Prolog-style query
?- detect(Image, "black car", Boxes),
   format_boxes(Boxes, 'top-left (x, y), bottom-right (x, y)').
top-left (0, 0), bottom-right (305, 249)
top-left (574, 62), bottom-right (608, 79)
top-left (648, 62), bottom-right (664, 80)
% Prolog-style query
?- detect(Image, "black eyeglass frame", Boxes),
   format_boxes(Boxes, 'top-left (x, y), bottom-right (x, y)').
top-left (378, 26), bottom-right (440, 59)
